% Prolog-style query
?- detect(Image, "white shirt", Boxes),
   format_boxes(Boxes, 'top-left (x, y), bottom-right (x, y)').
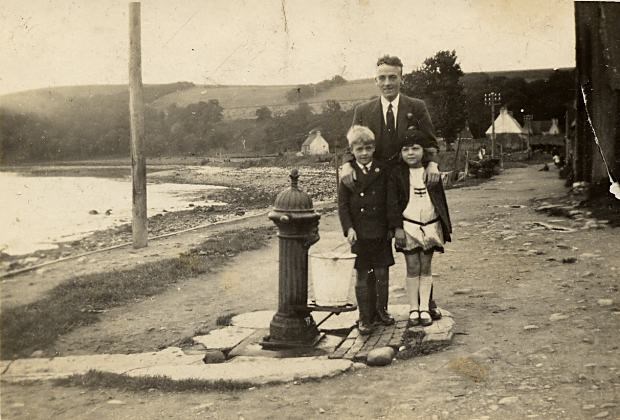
top-left (356, 161), bottom-right (373, 173)
top-left (380, 95), bottom-right (400, 127)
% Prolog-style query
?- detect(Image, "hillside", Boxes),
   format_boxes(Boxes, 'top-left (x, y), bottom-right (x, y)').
top-left (0, 67), bottom-right (574, 121)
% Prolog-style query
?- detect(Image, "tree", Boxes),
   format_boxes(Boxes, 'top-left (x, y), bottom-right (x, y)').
top-left (322, 99), bottom-right (342, 115)
top-left (402, 50), bottom-right (467, 147)
top-left (255, 106), bottom-right (272, 121)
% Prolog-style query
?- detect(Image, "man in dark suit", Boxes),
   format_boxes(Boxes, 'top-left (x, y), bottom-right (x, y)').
top-left (340, 55), bottom-right (443, 320)
top-left (340, 55), bottom-right (441, 184)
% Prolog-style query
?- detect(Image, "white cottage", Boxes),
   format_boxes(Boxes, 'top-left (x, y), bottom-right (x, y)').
top-left (301, 130), bottom-right (330, 155)
top-left (485, 107), bottom-right (526, 151)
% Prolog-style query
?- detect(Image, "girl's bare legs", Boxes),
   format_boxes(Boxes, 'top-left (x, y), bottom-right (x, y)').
top-left (404, 253), bottom-right (422, 319)
top-left (419, 251), bottom-right (434, 324)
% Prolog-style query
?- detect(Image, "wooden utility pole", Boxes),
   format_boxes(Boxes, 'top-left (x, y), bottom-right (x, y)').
top-left (484, 92), bottom-right (501, 158)
top-left (129, 2), bottom-right (147, 248)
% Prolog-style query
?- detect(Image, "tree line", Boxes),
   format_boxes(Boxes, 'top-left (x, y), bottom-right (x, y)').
top-left (0, 51), bottom-right (574, 163)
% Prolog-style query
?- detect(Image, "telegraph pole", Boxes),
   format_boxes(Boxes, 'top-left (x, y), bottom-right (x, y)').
top-left (484, 92), bottom-right (502, 158)
top-left (129, 2), bottom-right (147, 248)
top-left (524, 114), bottom-right (533, 159)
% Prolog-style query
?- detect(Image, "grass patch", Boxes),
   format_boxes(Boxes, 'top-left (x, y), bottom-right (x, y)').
top-left (54, 370), bottom-right (256, 392)
top-left (447, 357), bottom-right (489, 382)
top-left (215, 312), bottom-right (237, 326)
top-left (0, 226), bottom-right (276, 360)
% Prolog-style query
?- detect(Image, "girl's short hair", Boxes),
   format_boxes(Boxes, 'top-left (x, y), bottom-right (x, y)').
top-left (347, 125), bottom-right (375, 146)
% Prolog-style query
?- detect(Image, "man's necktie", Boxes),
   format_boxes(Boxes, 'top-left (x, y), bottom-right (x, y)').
top-left (362, 165), bottom-right (369, 175)
top-left (386, 103), bottom-right (395, 134)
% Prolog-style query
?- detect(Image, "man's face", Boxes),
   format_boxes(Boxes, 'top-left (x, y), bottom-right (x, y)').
top-left (375, 64), bottom-right (402, 102)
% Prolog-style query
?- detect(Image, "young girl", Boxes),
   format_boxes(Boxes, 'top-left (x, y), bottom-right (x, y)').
top-left (388, 128), bottom-right (452, 326)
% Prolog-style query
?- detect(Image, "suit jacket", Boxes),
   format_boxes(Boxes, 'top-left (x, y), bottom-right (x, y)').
top-left (338, 161), bottom-right (390, 240)
top-left (351, 94), bottom-right (438, 163)
top-left (387, 162), bottom-right (452, 243)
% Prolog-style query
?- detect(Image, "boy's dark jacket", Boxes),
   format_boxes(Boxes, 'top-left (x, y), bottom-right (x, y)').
top-left (338, 160), bottom-right (390, 239)
top-left (387, 162), bottom-right (452, 243)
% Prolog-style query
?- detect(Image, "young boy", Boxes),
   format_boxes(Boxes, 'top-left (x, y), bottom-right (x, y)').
top-left (338, 125), bottom-right (395, 335)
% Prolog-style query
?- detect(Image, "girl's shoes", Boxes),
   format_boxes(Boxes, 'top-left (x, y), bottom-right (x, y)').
top-left (408, 310), bottom-right (420, 326)
top-left (419, 310), bottom-right (433, 327)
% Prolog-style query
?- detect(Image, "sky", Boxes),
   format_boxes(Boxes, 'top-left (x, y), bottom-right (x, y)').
top-left (0, 0), bottom-right (577, 95)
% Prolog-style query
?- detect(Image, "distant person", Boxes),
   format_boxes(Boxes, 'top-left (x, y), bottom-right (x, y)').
top-left (478, 145), bottom-right (487, 161)
top-left (338, 125), bottom-right (395, 335)
top-left (388, 129), bottom-right (452, 326)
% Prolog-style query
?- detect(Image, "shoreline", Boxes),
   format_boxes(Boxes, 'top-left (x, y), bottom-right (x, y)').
top-left (1, 163), bottom-right (338, 274)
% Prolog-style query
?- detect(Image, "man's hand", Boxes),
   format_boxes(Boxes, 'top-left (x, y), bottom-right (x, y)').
top-left (394, 228), bottom-right (406, 248)
top-left (424, 161), bottom-right (441, 185)
top-left (339, 162), bottom-right (357, 189)
top-left (347, 228), bottom-right (357, 245)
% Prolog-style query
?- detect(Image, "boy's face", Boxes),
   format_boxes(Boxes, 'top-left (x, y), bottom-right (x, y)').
top-left (401, 144), bottom-right (424, 166)
top-left (351, 142), bottom-right (375, 166)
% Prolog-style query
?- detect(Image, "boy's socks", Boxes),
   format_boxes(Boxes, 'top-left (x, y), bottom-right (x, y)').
top-left (419, 275), bottom-right (433, 312)
top-left (405, 276), bottom-right (420, 311)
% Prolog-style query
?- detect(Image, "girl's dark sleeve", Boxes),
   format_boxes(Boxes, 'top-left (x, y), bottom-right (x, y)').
top-left (337, 180), bottom-right (353, 236)
top-left (387, 172), bottom-right (403, 230)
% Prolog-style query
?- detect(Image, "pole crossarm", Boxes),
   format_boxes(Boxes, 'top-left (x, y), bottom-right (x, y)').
top-left (484, 92), bottom-right (502, 158)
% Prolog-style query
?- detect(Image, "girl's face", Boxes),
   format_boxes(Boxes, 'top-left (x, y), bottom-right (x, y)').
top-left (401, 144), bottom-right (424, 167)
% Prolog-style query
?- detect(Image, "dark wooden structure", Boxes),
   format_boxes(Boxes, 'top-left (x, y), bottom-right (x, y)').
top-left (574, 2), bottom-right (620, 188)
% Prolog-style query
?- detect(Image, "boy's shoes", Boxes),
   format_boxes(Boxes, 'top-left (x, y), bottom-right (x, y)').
top-left (408, 310), bottom-right (420, 326)
top-left (358, 321), bottom-right (373, 335)
top-left (376, 309), bottom-right (395, 326)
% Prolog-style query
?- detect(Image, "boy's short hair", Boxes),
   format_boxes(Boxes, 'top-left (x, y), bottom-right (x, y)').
top-left (347, 125), bottom-right (375, 147)
top-left (376, 55), bottom-right (404, 69)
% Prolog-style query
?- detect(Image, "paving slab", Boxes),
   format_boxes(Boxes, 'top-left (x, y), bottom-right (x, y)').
top-left (231, 310), bottom-right (273, 329)
top-left (330, 305), bottom-right (456, 362)
top-left (124, 356), bottom-right (353, 385)
top-left (193, 326), bottom-right (256, 351)
top-left (0, 347), bottom-right (203, 382)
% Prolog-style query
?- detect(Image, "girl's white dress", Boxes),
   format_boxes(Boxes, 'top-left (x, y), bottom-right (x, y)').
top-left (400, 167), bottom-right (444, 252)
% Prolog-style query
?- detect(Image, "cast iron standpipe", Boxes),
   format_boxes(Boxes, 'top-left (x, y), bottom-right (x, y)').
top-left (262, 169), bottom-right (321, 348)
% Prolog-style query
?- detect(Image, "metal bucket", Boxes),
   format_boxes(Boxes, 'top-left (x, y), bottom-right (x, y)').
top-left (309, 246), bottom-right (356, 306)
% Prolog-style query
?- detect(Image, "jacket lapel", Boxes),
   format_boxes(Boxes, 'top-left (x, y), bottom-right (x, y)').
top-left (370, 98), bottom-right (382, 136)
top-left (355, 163), bottom-right (383, 192)
top-left (397, 95), bottom-right (410, 142)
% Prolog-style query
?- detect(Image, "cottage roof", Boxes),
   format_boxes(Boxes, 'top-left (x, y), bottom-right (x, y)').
top-left (457, 126), bottom-right (473, 139)
top-left (485, 107), bottom-right (524, 135)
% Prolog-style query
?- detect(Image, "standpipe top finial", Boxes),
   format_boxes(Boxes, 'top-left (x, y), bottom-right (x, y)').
top-left (289, 168), bottom-right (300, 189)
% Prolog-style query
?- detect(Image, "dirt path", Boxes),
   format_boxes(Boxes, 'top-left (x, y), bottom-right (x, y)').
top-left (2, 166), bottom-right (620, 419)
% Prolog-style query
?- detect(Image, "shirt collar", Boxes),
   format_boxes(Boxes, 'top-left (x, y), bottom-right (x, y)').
top-left (356, 161), bottom-right (373, 171)
top-left (380, 94), bottom-right (400, 111)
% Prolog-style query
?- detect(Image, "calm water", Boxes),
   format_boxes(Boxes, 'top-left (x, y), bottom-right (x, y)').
top-left (0, 171), bottom-right (226, 256)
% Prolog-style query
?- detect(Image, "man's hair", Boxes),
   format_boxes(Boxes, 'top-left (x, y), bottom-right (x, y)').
top-left (347, 125), bottom-right (375, 146)
top-left (376, 55), bottom-right (403, 68)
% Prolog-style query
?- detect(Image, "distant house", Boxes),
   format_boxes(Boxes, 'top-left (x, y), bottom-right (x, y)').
top-left (528, 119), bottom-right (565, 152)
top-left (301, 130), bottom-right (330, 155)
top-left (531, 119), bottom-right (561, 135)
top-left (485, 107), bottom-right (526, 151)
top-left (457, 124), bottom-right (474, 141)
